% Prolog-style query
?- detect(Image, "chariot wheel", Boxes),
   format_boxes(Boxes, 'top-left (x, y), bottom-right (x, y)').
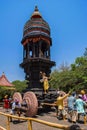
top-left (23, 91), bottom-right (38, 117)
top-left (13, 92), bottom-right (23, 104)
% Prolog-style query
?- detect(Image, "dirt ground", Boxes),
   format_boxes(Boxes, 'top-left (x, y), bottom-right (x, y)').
top-left (0, 107), bottom-right (87, 130)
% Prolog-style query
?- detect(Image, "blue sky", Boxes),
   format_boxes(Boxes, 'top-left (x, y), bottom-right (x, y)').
top-left (0, 0), bottom-right (87, 82)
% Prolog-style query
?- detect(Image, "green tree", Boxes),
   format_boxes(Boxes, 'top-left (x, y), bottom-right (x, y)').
top-left (12, 80), bottom-right (28, 93)
top-left (0, 86), bottom-right (15, 101)
top-left (50, 65), bottom-right (72, 92)
top-left (50, 48), bottom-right (87, 92)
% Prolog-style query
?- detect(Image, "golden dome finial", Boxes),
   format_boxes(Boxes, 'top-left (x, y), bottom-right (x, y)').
top-left (35, 6), bottom-right (38, 11)
top-left (2, 72), bottom-right (5, 75)
top-left (31, 6), bottom-right (42, 19)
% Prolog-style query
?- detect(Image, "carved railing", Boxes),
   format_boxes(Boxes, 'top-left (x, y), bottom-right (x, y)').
top-left (0, 112), bottom-right (85, 130)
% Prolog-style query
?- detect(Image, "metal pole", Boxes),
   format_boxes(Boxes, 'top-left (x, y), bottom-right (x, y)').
top-left (7, 116), bottom-right (10, 130)
top-left (28, 120), bottom-right (32, 130)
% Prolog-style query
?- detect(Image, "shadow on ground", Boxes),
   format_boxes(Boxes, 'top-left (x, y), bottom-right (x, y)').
top-left (36, 107), bottom-right (56, 117)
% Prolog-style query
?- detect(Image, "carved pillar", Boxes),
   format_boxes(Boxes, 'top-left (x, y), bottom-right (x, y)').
top-left (39, 41), bottom-right (42, 58)
top-left (26, 44), bottom-right (28, 58)
top-left (23, 46), bottom-right (26, 59)
top-left (48, 47), bottom-right (50, 59)
top-left (33, 43), bottom-right (35, 57)
top-left (27, 43), bottom-right (30, 58)
top-left (36, 44), bottom-right (39, 57)
top-left (44, 50), bottom-right (46, 58)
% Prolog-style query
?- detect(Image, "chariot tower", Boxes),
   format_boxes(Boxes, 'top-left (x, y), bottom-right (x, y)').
top-left (20, 6), bottom-right (55, 90)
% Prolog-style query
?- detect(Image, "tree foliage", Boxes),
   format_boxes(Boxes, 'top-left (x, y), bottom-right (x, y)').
top-left (12, 80), bottom-right (28, 93)
top-left (0, 86), bottom-right (15, 101)
top-left (50, 48), bottom-right (87, 93)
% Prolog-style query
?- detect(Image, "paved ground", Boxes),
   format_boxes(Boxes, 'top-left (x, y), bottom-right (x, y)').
top-left (0, 107), bottom-right (87, 130)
